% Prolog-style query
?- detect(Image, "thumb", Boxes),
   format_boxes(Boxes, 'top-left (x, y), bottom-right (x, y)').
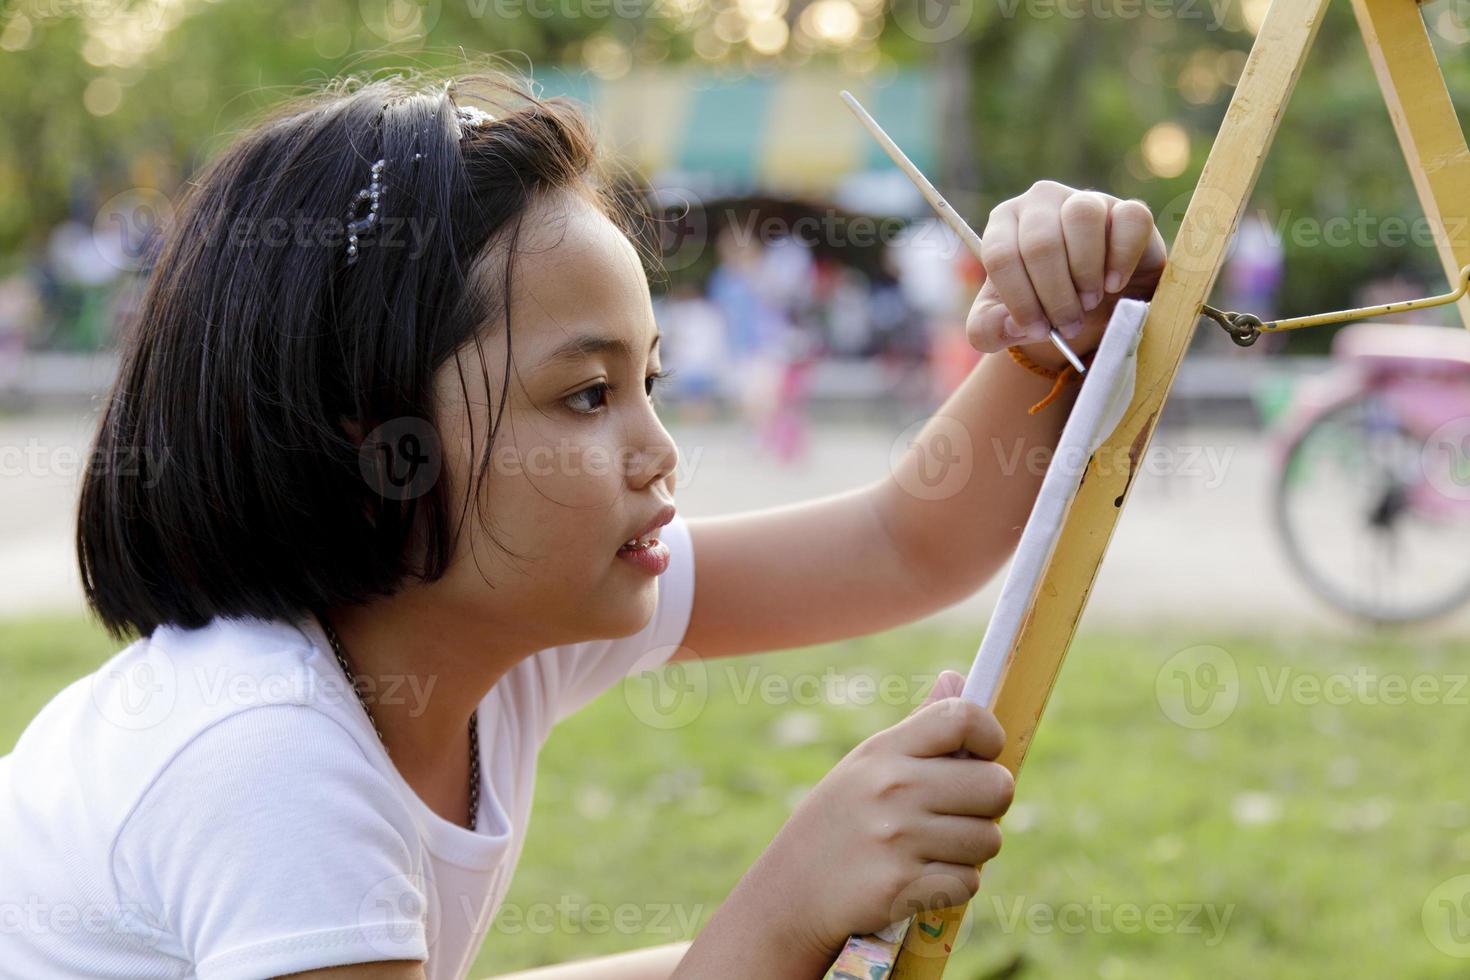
top-left (917, 670), bottom-right (965, 712)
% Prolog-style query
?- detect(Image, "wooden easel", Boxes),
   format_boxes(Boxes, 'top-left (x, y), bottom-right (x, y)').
top-left (850, 0), bottom-right (1470, 976)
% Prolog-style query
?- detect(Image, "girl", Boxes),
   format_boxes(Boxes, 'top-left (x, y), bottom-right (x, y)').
top-left (0, 70), bottom-right (1163, 979)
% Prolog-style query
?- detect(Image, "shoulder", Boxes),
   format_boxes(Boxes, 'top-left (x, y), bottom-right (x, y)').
top-left (110, 701), bottom-right (428, 974)
top-left (6, 616), bottom-right (371, 847)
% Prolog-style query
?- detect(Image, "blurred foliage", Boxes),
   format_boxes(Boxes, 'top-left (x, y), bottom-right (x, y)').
top-left (1, 0), bottom-right (1468, 351)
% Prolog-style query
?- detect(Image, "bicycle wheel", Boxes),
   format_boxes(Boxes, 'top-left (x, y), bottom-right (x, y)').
top-left (1274, 390), bottom-right (1470, 624)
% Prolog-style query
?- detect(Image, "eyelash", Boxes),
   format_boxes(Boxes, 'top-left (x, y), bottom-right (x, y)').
top-left (565, 369), bottom-right (676, 415)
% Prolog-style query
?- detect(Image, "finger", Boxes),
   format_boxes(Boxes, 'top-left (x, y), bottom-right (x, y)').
top-left (913, 814), bottom-right (1003, 868)
top-left (889, 697), bottom-right (1005, 761)
top-left (1060, 192), bottom-right (1110, 314)
top-left (889, 863), bottom-right (982, 920)
top-left (919, 758), bottom-right (1016, 818)
top-left (1105, 199), bottom-right (1157, 294)
top-left (1018, 205), bottom-right (1085, 336)
top-left (1131, 221), bottom-right (1168, 294)
top-left (917, 670), bottom-right (965, 710)
top-left (964, 280), bottom-right (1012, 353)
top-left (979, 206), bottom-right (1048, 344)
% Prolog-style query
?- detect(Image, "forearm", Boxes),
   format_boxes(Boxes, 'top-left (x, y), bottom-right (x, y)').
top-left (673, 852), bottom-right (834, 980)
top-left (870, 348), bottom-right (1076, 603)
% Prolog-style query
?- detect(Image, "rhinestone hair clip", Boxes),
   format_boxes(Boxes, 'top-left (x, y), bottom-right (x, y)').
top-left (343, 104), bottom-right (496, 265)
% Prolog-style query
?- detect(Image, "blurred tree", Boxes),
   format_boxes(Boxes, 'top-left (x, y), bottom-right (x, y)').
top-left (0, 0), bottom-right (1466, 349)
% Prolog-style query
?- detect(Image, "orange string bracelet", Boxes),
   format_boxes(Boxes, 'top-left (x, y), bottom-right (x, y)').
top-left (1006, 345), bottom-right (1095, 414)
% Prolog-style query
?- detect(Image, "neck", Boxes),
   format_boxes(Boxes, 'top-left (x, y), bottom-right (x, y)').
top-left (320, 589), bottom-right (534, 823)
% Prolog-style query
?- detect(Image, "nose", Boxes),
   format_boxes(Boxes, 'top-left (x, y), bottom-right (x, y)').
top-left (625, 399), bottom-right (679, 492)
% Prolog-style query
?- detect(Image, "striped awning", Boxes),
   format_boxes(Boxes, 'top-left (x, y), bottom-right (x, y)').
top-left (533, 66), bottom-right (937, 198)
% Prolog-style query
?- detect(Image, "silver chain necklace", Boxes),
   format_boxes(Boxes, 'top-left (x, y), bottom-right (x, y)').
top-left (319, 616), bottom-right (480, 831)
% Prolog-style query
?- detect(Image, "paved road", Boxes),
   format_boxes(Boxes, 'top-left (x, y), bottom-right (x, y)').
top-left (3, 410), bottom-right (1464, 638)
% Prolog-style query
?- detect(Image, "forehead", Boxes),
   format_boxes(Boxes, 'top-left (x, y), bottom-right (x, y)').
top-left (499, 189), bottom-right (656, 364)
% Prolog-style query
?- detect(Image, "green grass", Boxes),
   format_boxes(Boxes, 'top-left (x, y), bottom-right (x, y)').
top-left (6, 615), bottom-right (1470, 978)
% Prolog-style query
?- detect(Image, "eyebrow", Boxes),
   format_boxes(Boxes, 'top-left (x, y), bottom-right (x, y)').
top-left (540, 332), bottom-right (660, 368)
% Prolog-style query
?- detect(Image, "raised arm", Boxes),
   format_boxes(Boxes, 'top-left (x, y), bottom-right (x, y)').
top-left (675, 182), bottom-right (1163, 662)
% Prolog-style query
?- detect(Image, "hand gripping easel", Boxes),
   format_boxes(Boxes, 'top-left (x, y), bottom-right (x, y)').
top-left (828, 0), bottom-right (1470, 975)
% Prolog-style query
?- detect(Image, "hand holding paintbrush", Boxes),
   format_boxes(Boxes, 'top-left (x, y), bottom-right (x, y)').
top-left (840, 91), bottom-right (1165, 379)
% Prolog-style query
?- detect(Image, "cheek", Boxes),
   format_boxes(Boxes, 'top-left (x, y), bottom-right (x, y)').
top-left (468, 423), bottom-right (632, 555)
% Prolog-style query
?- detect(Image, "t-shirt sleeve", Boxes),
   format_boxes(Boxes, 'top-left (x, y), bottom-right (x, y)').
top-left (543, 513), bottom-right (697, 725)
top-left (112, 704), bottom-right (429, 980)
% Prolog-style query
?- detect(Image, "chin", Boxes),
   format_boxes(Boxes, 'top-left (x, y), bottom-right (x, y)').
top-left (595, 583), bottom-right (659, 640)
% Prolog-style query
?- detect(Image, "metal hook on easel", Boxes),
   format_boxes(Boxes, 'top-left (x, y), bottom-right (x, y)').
top-left (1200, 264), bottom-right (1470, 346)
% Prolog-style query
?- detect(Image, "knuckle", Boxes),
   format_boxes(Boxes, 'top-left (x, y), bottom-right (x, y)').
top-left (1061, 192), bottom-right (1108, 222)
top-left (1018, 229), bottom-right (1063, 264)
top-left (980, 240), bottom-right (1019, 275)
top-left (868, 763), bottom-right (911, 802)
top-left (1114, 198), bottom-right (1156, 225)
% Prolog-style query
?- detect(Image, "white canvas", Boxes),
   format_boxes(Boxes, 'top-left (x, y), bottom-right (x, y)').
top-left (962, 299), bottom-right (1148, 708)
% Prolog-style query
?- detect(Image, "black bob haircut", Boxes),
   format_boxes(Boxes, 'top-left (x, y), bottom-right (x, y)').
top-left (78, 70), bottom-right (637, 638)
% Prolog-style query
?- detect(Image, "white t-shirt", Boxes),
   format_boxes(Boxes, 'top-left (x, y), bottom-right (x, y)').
top-left (0, 516), bottom-right (695, 980)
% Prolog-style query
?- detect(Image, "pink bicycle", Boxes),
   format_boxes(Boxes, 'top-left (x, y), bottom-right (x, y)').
top-left (1269, 322), bottom-right (1470, 623)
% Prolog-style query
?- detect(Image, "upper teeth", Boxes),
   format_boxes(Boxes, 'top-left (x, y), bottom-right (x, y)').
top-left (624, 533), bottom-right (655, 548)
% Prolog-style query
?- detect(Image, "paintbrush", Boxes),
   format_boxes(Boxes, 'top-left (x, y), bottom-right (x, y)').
top-left (840, 90), bottom-right (1087, 375)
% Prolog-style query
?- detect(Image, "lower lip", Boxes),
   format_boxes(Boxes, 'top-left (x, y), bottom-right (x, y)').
top-left (616, 539), bottom-right (670, 576)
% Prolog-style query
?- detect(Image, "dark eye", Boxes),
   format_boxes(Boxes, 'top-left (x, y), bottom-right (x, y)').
top-left (565, 383), bottom-right (609, 414)
top-left (646, 369), bottom-right (674, 400)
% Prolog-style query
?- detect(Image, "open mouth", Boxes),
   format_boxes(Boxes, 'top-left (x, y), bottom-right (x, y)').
top-left (617, 533), bottom-right (660, 554)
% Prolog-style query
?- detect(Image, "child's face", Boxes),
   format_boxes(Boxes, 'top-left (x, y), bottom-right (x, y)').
top-left (428, 189), bottom-right (680, 649)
